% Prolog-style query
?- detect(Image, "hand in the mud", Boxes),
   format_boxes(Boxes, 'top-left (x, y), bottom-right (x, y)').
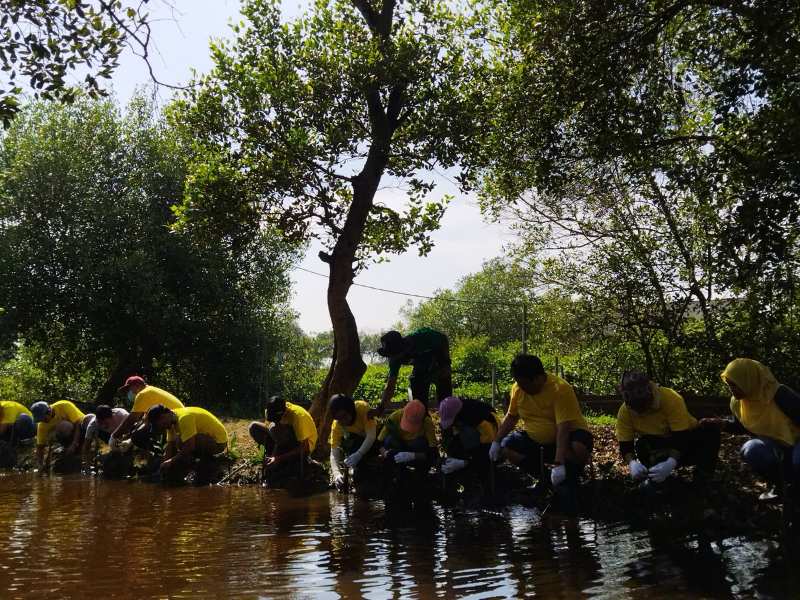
top-left (628, 459), bottom-right (648, 481)
top-left (263, 456), bottom-right (278, 471)
top-left (648, 457), bottom-right (677, 483)
top-left (332, 474), bottom-right (345, 490)
top-left (550, 464), bottom-right (566, 486)
top-left (393, 451), bottom-right (416, 464)
top-left (344, 451), bottom-right (363, 468)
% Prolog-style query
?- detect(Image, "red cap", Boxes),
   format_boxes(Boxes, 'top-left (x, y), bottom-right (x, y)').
top-left (400, 399), bottom-right (426, 435)
top-left (117, 375), bottom-right (146, 393)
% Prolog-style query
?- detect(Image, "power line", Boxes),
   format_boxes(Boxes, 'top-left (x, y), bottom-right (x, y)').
top-left (293, 265), bottom-right (523, 307)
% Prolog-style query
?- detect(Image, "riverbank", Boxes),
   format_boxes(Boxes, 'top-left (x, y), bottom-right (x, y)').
top-left (217, 417), bottom-right (789, 542)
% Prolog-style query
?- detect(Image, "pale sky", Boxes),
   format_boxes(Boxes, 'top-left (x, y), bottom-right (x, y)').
top-left (110, 0), bottom-right (513, 334)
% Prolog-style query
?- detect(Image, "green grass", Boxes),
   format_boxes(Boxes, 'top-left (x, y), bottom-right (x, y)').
top-left (583, 410), bottom-right (617, 427)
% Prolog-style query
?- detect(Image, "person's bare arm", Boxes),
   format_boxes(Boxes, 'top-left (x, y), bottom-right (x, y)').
top-left (111, 412), bottom-right (141, 439)
top-left (266, 439), bottom-right (310, 469)
top-left (554, 421), bottom-right (571, 465)
top-left (494, 413), bottom-right (519, 442)
top-left (67, 420), bottom-right (82, 454)
top-left (378, 376), bottom-right (398, 415)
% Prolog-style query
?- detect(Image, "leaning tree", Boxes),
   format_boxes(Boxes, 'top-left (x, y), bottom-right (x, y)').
top-left (170, 0), bottom-right (485, 434)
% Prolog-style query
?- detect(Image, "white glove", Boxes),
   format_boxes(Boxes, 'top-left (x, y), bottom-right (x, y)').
top-left (332, 473), bottom-right (345, 489)
top-left (441, 457), bottom-right (468, 474)
top-left (551, 464), bottom-right (567, 486)
top-left (394, 451), bottom-right (416, 464)
top-left (648, 457), bottom-right (677, 483)
top-left (629, 459), bottom-right (648, 481)
top-left (344, 451), bottom-right (363, 468)
top-left (119, 439), bottom-right (133, 452)
top-left (489, 441), bottom-right (502, 462)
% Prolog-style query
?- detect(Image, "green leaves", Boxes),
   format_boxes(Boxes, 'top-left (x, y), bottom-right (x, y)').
top-left (171, 0), bottom-right (485, 267)
top-left (0, 1), bottom-right (147, 125)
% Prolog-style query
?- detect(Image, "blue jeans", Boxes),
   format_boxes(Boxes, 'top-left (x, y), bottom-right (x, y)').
top-left (740, 437), bottom-right (800, 484)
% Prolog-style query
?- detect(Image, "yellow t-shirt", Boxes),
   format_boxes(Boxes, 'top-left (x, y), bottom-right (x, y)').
top-left (0, 401), bottom-right (32, 425)
top-left (615, 387), bottom-right (698, 443)
top-left (36, 400), bottom-right (86, 446)
top-left (731, 396), bottom-right (800, 446)
top-left (508, 375), bottom-right (589, 444)
top-left (377, 408), bottom-right (437, 447)
top-left (131, 386), bottom-right (184, 413)
top-left (166, 407), bottom-right (228, 446)
top-left (267, 402), bottom-right (318, 452)
top-left (329, 400), bottom-right (375, 448)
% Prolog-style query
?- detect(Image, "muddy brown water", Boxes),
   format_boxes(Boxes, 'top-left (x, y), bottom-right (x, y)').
top-left (0, 472), bottom-right (795, 599)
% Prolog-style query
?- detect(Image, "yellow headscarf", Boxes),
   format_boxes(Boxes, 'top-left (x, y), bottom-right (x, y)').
top-left (721, 358), bottom-right (798, 445)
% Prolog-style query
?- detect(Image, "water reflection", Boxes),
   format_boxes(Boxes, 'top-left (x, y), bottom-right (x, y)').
top-left (0, 472), bottom-right (795, 599)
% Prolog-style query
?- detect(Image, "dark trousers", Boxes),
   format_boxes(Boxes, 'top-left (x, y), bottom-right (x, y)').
top-left (410, 364), bottom-right (453, 408)
top-left (635, 426), bottom-right (720, 474)
top-left (444, 425), bottom-right (491, 476)
top-left (250, 421), bottom-right (305, 483)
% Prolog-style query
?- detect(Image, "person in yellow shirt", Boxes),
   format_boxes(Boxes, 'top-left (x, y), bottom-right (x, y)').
top-left (490, 355), bottom-right (593, 509)
top-left (110, 376), bottom-right (184, 451)
top-left (377, 399), bottom-right (438, 503)
top-left (378, 399), bottom-right (437, 467)
top-left (616, 371), bottom-right (720, 486)
top-left (249, 395), bottom-right (318, 484)
top-left (31, 400), bottom-right (87, 468)
top-left (0, 401), bottom-right (36, 468)
top-left (328, 394), bottom-right (378, 492)
top-left (147, 404), bottom-right (228, 482)
top-left (704, 359), bottom-right (800, 509)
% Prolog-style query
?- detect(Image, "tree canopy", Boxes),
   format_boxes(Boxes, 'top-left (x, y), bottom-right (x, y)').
top-left (0, 97), bottom-right (300, 410)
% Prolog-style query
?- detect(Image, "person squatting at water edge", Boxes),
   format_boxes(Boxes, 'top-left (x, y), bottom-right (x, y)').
top-left (438, 395), bottom-right (499, 499)
top-left (376, 327), bottom-right (452, 413)
top-left (490, 354), bottom-right (593, 514)
top-left (328, 393), bottom-right (379, 495)
top-left (702, 358), bottom-right (800, 529)
top-left (249, 395), bottom-right (319, 486)
top-left (616, 371), bottom-right (720, 490)
top-left (109, 375), bottom-right (184, 453)
top-left (0, 400), bottom-right (36, 467)
top-left (147, 404), bottom-right (229, 483)
top-left (378, 399), bottom-right (438, 502)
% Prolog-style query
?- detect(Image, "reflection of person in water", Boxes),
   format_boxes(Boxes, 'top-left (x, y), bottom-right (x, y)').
top-left (622, 527), bottom-right (735, 598)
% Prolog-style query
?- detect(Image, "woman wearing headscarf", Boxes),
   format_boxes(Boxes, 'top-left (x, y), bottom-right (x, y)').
top-left (711, 359), bottom-right (800, 502)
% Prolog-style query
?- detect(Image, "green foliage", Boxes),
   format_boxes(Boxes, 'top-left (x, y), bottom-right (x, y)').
top-left (0, 1), bottom-right (148, 126)
top-left (468, 0), bottom-right (800, 393)
top-left (0, 97), bottom-right (301, 410)
top-left (169, 0), bottom-right (487, 265)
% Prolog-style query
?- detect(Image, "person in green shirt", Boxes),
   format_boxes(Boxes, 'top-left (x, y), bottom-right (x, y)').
top-left (376, 327), bottom-right (452, 412)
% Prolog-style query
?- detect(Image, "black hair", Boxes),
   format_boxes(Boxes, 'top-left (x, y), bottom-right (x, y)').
top-left (327, 393), bottom-right (356, 418)
top-left (511, 354), bottom-right (546, 380)
top-left (377, 330), bottom-right (404, 357)
top-left (95, 405), bottom-right (113, 420)
top-left (145, 404), bottom-right (171, 424)
top-left (266, 395), bottom-right (287, 421)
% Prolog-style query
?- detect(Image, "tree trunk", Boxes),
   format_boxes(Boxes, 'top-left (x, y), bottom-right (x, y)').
top-left (308, 169), bottom-right (385, 455)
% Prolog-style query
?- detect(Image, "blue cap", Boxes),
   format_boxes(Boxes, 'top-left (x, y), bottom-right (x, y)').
top-left (30, 401), bottom-right (50, 423)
